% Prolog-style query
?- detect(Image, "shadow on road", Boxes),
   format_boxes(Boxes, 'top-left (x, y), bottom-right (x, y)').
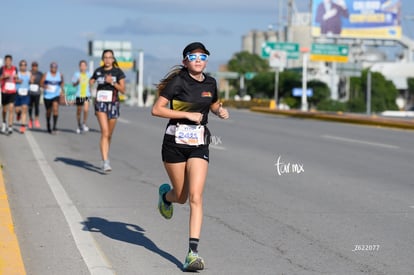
top-left (81, 217), bottom-right (183, 270)
top-left (54, 157), bottom-right (103, 174)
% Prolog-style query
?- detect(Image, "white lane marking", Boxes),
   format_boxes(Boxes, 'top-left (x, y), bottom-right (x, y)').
top-left (322, 135), bottom-right (399, 149)
top-left (210, 144), bottom-right (226, 150)
top-left (25, 131), bottom-right (115, 275)
top-left (117, 117), bottom-right (130, 124)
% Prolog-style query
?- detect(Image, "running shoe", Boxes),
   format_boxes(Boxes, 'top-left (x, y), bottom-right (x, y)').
top-left (19, 125), bottom-right (26, 134)
top-left (34, 119), bottom-right (41, 128)
top-left (7, 126), bottom-right (13, 135)
top-left (28, 119), bottom-right (33, 129)
top-left (1, 123), bottom-right (6, 134)
top-left (158, 183), bottom-right (173, 219)
top-left (183, 250), bottom-right (205, 271)
top-left (102, 160), bottom-right (112, 173)
top-left (76, 127), bottom-right (81, 134)
top-left (82, 124), bottom-right (89, 132)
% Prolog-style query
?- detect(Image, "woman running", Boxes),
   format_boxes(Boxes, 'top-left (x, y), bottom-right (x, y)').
top-left (72, 60), bottom-right (91, 134)
top-left (15, 60), bottom-right (31, 133)
top-left (28, 61), bottom-right (43, 129)
top-left (151, 42), bottom-right (229, 271)
top-left (89, 49), bottom-right (126, 173)
top-left (0, 54), bottom-right (18, 135)
top-left (40, 62), bottom-right (64, 134)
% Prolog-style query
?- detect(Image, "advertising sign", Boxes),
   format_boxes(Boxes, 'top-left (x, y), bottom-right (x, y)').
top-left (311, 0), bottom-right (401, 39)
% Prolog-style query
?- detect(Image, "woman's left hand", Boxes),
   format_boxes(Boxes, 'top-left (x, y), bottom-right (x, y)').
top-left (217, 103), bottom-right (229, 119)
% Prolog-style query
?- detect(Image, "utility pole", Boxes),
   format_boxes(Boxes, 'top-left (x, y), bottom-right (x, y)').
top-left (287, 0), bottom-right (293, 42)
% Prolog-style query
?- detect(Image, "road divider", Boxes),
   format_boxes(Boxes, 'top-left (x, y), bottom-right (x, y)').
top-left (250, 107), bottom-right (414, 130)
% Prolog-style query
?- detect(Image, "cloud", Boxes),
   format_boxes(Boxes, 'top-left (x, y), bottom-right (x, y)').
top-left (74, 0), bottom-right (278, 14)
top-left (104, 17), bottom-right (211, 36)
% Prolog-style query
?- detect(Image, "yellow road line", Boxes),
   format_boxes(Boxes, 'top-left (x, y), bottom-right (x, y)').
top-left (0, 165), bottom-right (26, 275)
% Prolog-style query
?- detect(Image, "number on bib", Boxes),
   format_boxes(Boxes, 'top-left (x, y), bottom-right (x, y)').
top-left (29, 84), bottom-right (40, 93)
top-left (175, 124), bottom-right (205, 146)
top-left (5, 82), bottom-right (16, 91)
top-left (96, 90), bottom-right (113, 102)
top-left (18, 88), bottom-right (28, 96)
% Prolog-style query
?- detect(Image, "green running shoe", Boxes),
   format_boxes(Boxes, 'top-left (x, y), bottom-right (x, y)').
top-left (183, 250), bottom-right (205, 271)
top-left (158, 183), bottom-right (173, 219)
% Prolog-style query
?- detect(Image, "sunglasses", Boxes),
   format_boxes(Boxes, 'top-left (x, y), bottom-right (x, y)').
top-left (20, 64), bottom-right (27, 67)
top-left (185, 53), bottom-right (208, 62)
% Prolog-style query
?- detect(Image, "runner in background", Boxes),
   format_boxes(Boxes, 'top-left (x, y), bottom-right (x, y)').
top-left (15, 60), bottom-right (31, 133)
top-left (89, 49), bottom-right (126, 173)
top-left (0, 54), bottom-right (18, 135)
top-left (72, 60), bottom-right (91, 134)
top-left (28, 61), bottom-right (43, 129)
top-left (40, 62), bottom-right (64, 134)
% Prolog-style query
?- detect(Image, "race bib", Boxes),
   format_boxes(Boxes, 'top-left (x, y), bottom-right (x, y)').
top-left (175, 124), bottom-right (205, 146)
top-left (97, 90), bottom-right (113, 102)
top-left (46, 85), bottom-right (57, 93)
top-left (5, 82), bottom-right (16, 91)
top-left (30, 84), bottom-right (39, 92)
top-left (18, 88), bottom-right (28, 96)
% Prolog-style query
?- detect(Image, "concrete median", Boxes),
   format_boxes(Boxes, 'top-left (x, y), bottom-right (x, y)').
top-left (250, 107), bottom-right (414, 130)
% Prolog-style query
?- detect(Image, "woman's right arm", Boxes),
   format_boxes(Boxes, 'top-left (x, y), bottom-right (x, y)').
top-left (151, 95), bottom-right (202, 124)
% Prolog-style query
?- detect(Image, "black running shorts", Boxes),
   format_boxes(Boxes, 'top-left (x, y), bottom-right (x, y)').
top-left (162, 143), bottom-right (209, 163)
top-left (1, 93), bottom-right (16, 106)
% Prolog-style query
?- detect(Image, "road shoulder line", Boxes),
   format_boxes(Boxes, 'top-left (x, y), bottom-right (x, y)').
top-left (0, 164), bottom-right (26, 275)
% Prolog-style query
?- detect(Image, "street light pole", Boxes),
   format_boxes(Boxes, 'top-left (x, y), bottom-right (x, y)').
top-left (366, 69), bottom-right (371, 115)
top-left (137, 49), bottom-right (144, 107)
top-left (274, 68), bottom-right (279, 109)
top-left (301, 47), bottom-right (309, 111)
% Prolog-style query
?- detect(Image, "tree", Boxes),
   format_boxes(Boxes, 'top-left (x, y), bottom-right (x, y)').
top-left (228, 51), bottom-right (270, 73)
top-left (227, 51), bottom-right (270, 93)
top-left (307, 80), bottom-right (330, 108)
top-left (361, 70), bottom-right (398, 112)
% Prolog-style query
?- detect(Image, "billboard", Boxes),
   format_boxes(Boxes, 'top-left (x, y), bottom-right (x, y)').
top-left (311, 0), bottom-right (401, 39)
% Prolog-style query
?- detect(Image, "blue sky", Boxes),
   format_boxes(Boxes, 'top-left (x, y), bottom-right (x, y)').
top-left (0, 0), bottom-right (294, 61)
top-left (1, 0), bottom-right (414, 84)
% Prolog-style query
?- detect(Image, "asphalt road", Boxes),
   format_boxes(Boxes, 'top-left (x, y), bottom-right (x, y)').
top-left (1, 105), bottom-right (414, 275)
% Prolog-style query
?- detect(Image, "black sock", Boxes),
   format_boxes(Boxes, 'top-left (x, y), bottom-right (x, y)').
top-left (189, 238), bottom-right (199, 253)
top-left (46, 116), bottom-right (51, 131)
top-left (53, 115), bottom-right (58, 130)
top-left (162, 193), bottom-right (171, 206)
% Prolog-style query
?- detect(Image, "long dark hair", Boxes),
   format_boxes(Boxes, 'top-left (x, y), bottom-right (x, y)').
top-left (101, 49), bottom-right (120, 68)
top-left (156, 65), bottom-right (186, 96)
